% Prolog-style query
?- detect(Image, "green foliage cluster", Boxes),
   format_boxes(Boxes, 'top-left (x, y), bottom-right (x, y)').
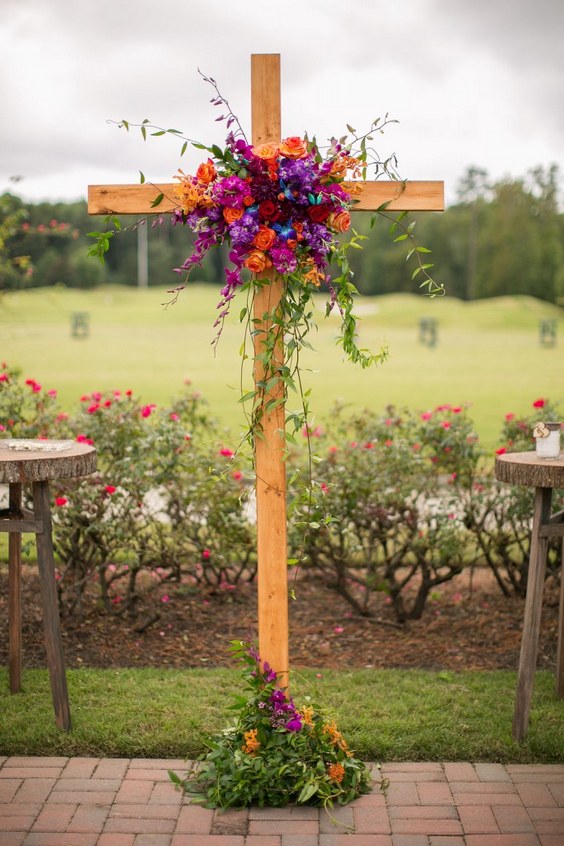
top-left (171, 641), bottom-right (372, 808)
top-left (1, 163), bottom-right (563, 300)
top-left (2, 365), bottom-right (561, 625)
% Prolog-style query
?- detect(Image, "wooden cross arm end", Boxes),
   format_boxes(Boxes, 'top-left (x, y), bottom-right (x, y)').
top-left (88, 180), bottom-right (444, 216)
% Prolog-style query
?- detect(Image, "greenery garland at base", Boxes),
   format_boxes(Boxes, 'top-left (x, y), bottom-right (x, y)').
top-left (169, 641), bottom-right (377, 808)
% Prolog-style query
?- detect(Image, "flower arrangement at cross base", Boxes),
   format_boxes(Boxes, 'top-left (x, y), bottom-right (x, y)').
top-left (169, 641), bottom-right (373, 808)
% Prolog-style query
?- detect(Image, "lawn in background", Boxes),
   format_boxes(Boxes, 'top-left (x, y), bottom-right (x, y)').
top-left (1, 285), bottom-right (562, 449)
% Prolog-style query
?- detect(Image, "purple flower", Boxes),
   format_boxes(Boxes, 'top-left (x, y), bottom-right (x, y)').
top-left (262, 662), bottom-right (278, 684)
top-left (270, 245), bottom-right (298, 274)
top-left (285, 717), bottom-right (303, 732)
top-left (212, 175), bottom-right (249, 208)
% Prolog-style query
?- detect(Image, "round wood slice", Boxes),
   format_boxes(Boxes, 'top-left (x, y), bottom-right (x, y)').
top-left (0, 441), bottom-right (96, 484)
top-left (495, 450), bottom-right (564, 488)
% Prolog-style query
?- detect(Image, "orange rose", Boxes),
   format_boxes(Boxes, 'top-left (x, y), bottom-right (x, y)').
top-left (244, 249), bottom-right (272, 273)
top-left (279, 136), bottom-right (308, 159)
top-left (252, 142), bottom-right (280, 160)
top-left (327, 210), bottom-right (351, 233)
top-left (196, 158), bottom-right (216, 185)
top-left (223, 207), bottom-right (244, 224)
top-left (253, 225), bottom-right (276, 251)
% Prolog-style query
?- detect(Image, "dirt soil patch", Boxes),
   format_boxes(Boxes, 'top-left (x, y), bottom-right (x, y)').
top-left (0, 566), bottom-right (560, 672)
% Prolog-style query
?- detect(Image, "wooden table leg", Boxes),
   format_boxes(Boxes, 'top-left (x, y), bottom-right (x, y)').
top-left (32, 481), bottom-right (71, 731)
top-left (557, 537), bottom-right (564, 698)
top-left (8, 483), bottom-right (22, 693)
top-left (512, 486), bottom-right (551, 741)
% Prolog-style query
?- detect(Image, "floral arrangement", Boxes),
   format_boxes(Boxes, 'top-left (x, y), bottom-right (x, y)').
top-left (169, 641), bottom-right (373, 808)
top-left (170, 130), bottom-right (367, 334)
top-left (90, 71), bottom-right (440, 438)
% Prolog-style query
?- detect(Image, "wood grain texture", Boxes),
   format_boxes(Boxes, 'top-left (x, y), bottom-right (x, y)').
top-left (251, 55), bottom-right (289, 687)
top-left (88, 179), bottom-right (444, 215)
top-left (557, 542), bottom-right (564, 698)
top-left (0, 442), bottom-right (96, 484)
top-left (495, 451), bottom-right (564, 489)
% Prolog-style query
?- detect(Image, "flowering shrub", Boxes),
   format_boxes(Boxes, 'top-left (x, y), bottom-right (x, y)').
top-left (289, 404), bottom-right (481, 622)
top-left (170, 641), bottom-right (372, 808)
top-left (497, 397), bottom-right (561, 455)
top-left (0, 362), bottom-right (63, 438)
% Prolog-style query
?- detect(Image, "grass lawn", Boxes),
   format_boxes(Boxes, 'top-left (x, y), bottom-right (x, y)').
top-left (0, 667), bottom-right (562, 763)
top-left (1, 285), bottom-right (563, 449)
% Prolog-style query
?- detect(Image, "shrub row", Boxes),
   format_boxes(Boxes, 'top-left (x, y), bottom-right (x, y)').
top-left (1, 362), bottom-right (561, 623)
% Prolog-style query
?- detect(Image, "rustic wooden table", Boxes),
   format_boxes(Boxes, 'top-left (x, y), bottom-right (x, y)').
top-left (0, 440), bottom-right (96, 731)
top-left (495, 450), bottom-right (564, 740)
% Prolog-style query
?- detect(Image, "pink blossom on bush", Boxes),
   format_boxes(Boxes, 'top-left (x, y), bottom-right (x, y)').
top-left (496, 447), bottom-right (507, 455)
top-left (420, 411), bottom-right (432, 421)
top-left (533, 398), bottom-right (545, 408)
top-left (87, 404), bottom-right (100, 414)
top-left (232, 470), bottom-right (242, 481)
top-left (441, 421), bottom-right (451, 429)
top-left (0, 373), bottom-right (8, 383)
top-left (219, 447), bottom-right (234, 457)
top-left (104, 485), bottom-right (117, 495)
top-left (54, 496), bottom-right (68, 506)
top-left (202, 549), bottom-right (211, 560)
top-left (141, 404), bottom-right (156, 418)
top-left (76, 434), bottom-right (94, 445)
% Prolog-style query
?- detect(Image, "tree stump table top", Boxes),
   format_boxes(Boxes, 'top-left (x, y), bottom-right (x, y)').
top-left (0, 440), bottom-right (97, 484)
top-left (495, 450), bottom-right (564, 489)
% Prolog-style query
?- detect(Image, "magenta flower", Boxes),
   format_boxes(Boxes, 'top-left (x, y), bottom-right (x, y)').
top-left (104, 485), bottom-right (117, 495)
top-left (533, 398), bottom-right (545, 408)
top-left (54, 496), bottom-right (68, 507)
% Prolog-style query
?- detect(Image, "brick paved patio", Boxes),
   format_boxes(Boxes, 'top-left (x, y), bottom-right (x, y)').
top-left (0, 757), bottom-right (563, 845)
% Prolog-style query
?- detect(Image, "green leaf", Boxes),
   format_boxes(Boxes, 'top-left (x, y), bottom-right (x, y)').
top-left (139, 171), bottom-right (145, 184)
top-left (151, 193), bottom-right (164, 208)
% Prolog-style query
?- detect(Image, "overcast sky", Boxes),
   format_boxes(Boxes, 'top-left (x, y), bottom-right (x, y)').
top-left (1, 0), bottom-right (563, 208)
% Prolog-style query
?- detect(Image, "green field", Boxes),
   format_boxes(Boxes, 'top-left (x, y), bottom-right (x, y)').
top-left (1, 285), bottom-right (562, 449)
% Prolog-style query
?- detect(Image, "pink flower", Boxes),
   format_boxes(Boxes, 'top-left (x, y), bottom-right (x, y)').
top-left (0, 373), bottom-right (8, 382)
top-left (385, 418), bottom-right (393, 426)
top-left (161, 594), bottom-right (170, 603)
top-left (80, 394), bottom-right (90, 402)
top-left (25, 378), bottom-right (41, 393)
top-left (533, 398), bottom-right (545, 409)
top-left (328, 445), bottom-right (338, 454)
top-left (505, 413), bottom-right (515, 422)
top-left (0, 425), bottom-right (4, 432)
top-left (56, 412), bottom-right (68, 422)
top-left (441, 421), bottom-right (451, 429)
top-left (141, 404), bottom-right (155, 418)
top-left (385, 439), bottom-right (393, 447)
top-left (126, 389), bottom-right (133, 397)
top-left (496, 447), bottom-right (507, 455)
top-left (420, 411), bottom-right (432, 421)
top-left (92, 391), bottom-right (102, 402)
top-left (333, 626), bottom-right (344, 634)
top-left (184, 434), bottom-right (192, 441)
top-left (363, 441), bottom-right (374, 449)
top-left (436, 404), bottom-right (451, 412)
top-left (104, 485), bottom-right (117, 495)
top-left (232, 470), bottom-right (242, 481)
top-left (202, 549), bottom-right (211, 560)
top-left (54, 496), bottom-right (68, 506)
top-left (87, 404), bottom-right (99, 414)
top-left (170, 413), bottom-right (180, 421)
top-left (76, 434), bottom-right (94, 445)
top-left (219, 447), bottom-right (234, 457)
top-left (320, 482), bottom-right (329, 494)
top-left (104, 399), bottom-right (112, 408)
top-left (452, 406), bottom-right (462, 414)
top-left (47, 389), bottom-right (57, 398)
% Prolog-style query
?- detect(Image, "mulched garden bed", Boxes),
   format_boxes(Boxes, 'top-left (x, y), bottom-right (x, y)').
top-left (0, 565), bottom-right (559, 672)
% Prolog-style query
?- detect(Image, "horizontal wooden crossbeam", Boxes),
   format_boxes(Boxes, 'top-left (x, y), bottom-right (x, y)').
top-left (88, 180), bottom-right (444, 216)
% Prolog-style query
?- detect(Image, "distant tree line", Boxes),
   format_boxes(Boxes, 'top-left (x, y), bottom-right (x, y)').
top-left (1, 164), bottom-right (563, 302)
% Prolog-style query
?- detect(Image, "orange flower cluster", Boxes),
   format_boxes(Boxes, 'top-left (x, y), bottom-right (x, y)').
top-left (327, 762), bottom-right (346, 783)
top-left (174, 164), bottom-right (216, 214)
top-left (322, 720), bottom-right (353, 756)
top-left (241, 728), bottom-right (261, 755)
top-left (300, 705), bottom-right (315, 727)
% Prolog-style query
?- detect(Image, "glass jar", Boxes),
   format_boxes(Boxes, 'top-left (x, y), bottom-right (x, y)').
top-left (535, 422), bottom-right (561, 459)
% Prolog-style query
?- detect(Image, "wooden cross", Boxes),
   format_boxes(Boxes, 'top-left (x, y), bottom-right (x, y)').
top-left (88, 53), bottom-right (444, 687)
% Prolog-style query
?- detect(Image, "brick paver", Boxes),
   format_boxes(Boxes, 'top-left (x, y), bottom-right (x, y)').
top-left (0, 758), bottom-right (561, 844)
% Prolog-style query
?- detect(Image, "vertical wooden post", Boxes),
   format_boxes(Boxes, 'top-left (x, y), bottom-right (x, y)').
top-left (251, 54), bottom-right (289, 686)
top-left (512, 486), bottom-right (551, 741)
top-left (8, 483), bottom-right (22, 693)
top-left (33, 481), bottom-right (71, 731)
top-left (557, 537), bottom-right (564, 698)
